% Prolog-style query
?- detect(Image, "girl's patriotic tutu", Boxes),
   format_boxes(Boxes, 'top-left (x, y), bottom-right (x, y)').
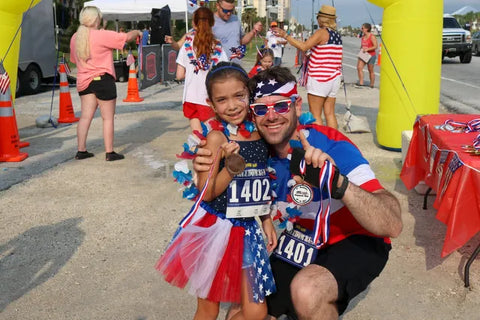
top-left (155, 203), bottom-right (276, 303)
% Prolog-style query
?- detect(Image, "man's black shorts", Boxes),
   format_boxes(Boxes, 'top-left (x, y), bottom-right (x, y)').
top-left (78, 73), bottom-right (117, 100)
top-left (267, 235), bottom-right (391, 318)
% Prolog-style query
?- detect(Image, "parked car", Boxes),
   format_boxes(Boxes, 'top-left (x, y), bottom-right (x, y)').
top-left (472, 31), bottom-right (480, 56)
top-left (442, 14), bottom-right (472, 63)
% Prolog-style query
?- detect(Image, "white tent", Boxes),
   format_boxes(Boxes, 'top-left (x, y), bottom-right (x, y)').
top-left (83, 0), bottom-right (190, 21)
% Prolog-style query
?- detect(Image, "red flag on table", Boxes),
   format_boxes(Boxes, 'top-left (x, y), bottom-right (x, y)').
top-left (0, 70), bottom-right (10, 95)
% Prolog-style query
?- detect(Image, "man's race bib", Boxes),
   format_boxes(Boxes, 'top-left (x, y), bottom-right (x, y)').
top-left (273, 224), bottom-right (318, 268)
top-left (226, 163), bottom-right (271, 218)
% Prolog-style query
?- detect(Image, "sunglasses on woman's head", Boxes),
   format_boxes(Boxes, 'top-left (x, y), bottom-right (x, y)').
top-left (250, 98), bottom-right (295, 117)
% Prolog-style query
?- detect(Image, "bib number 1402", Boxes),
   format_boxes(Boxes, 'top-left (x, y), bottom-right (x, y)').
top-left (274, 232), bottom-right (317, 268)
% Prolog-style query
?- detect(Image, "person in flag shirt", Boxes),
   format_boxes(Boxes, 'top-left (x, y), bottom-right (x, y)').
top-left (194, 67), bottom-right (402, 319)
top-left (274, 5), bottom-right (342, 130)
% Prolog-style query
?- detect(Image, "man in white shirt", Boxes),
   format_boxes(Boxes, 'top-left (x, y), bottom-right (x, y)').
top-left (266, 21), bottom-right (287, 66)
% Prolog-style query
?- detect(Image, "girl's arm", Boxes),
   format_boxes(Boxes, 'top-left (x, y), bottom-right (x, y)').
top-left (125, 30), bottom-right (143, 42)
top-left (197, 131), bottom-right (239, 201)
top-left (176, 64), bottom-right (186, 81)
top-left (260, 214), bottom-right (277, 252)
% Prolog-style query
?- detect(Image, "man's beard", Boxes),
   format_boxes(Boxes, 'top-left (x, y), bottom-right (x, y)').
top-left (257, 112), bottom-right (298, 147)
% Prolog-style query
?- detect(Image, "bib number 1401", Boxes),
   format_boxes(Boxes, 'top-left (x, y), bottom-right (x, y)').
top-left (274, 232), bottom-right (317, 268)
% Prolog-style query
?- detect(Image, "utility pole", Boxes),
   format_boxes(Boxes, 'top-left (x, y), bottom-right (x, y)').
top-left (311, 0), bottom-right (314, 32)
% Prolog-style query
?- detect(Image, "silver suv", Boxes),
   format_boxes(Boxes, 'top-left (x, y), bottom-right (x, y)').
top-left (442, 14), bottom-right (472, 63)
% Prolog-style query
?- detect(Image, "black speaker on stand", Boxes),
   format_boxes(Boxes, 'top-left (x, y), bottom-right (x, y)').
top-left (150, 5), bottom-right (172, 45)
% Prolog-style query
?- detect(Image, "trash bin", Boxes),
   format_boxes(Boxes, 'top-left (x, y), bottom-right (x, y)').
top-left (114, 60), bottom-right (129, 82)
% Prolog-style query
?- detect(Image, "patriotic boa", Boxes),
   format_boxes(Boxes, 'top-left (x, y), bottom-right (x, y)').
top-left (173, 119), bottom-right (256, 201)
top-left (184, 33), bottom-right (223, 74)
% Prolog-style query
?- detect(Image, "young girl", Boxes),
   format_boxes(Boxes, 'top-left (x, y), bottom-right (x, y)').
top-left (175, 7), bottom-right (229, 133)
top-left (156, 62), bottom-right (276, 320)
top-left (247, 48), bottom-right (274, 78)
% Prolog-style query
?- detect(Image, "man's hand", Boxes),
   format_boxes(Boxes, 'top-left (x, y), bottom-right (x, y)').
top-left (298, 130), bottom-right (335, 168)
top-left (253, 21), bottom-right (263, 33)
top-left (192, 139), bottom-right (213, 172)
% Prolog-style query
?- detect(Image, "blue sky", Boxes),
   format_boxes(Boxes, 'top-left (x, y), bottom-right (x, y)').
top-left (291, 0), bottom-right (479, 28)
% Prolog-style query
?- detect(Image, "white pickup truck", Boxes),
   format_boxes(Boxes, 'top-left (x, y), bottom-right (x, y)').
top-left (442, 14), bottom-right (472, 64)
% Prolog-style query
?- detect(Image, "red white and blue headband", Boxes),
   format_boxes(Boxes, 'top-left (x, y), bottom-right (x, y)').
top-left (252, 79), bottom-right (298, 101)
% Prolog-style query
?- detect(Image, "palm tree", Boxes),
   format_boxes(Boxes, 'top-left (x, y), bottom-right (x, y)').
top-left (241, 7), bottom-right (258, 33)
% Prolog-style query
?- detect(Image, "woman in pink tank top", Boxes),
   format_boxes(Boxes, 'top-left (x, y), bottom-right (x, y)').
top-left (356, 23), bottom-right (378, 88)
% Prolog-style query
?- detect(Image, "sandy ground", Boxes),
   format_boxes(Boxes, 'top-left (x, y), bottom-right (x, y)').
top-left (0, 46), bottom-right (479, 319)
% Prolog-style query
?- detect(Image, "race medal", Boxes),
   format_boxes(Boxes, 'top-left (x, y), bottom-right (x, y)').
top-left (225, 153), bottom-right (246, 175)
top-left (290, 183), bottom-right (313, 206)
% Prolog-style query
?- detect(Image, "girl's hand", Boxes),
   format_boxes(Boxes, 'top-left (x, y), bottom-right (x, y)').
top-left (261, 217), bottom-right (278, 252)
top-left (221, 141), bottom-right (240, 158)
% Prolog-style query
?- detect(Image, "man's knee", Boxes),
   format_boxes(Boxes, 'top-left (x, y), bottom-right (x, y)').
top-left (290, 265), bottom-right (338, 316)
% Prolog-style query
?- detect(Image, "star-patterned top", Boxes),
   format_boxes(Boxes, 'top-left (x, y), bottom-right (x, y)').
top-left (244, 223), bottom-right (276, 302)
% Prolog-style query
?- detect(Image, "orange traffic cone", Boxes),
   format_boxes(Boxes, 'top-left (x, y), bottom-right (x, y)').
top-left (294, 49), bottom-right (300, 67)
top-left (0, 64), bottom-right (28, 162)
top-left (58, 62), bottom-right (79, 123)
top-left (123, 62), bottom-right (143, 102)
top-left (13, 107), bottom-right (30, 148)
top-left (377, 43), bottom-right (382, 66)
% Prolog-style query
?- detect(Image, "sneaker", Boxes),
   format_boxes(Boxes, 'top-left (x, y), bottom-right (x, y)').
top-left (75, 151), bottom-right (94, 160)
top-left (106, 151), bottom-right (124, 161)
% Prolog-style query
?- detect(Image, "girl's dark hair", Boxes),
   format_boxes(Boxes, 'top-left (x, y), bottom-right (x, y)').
top-left (205, 62), bottom-right (248, 100)
top-left (255, 48), bottom-right (274, 66)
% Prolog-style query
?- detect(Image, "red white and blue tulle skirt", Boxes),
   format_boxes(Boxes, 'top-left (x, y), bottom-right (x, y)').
top-left (155, 203), bottom-right (276, 303)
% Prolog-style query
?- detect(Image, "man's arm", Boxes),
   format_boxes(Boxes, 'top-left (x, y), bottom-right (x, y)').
top-left (298, 131), bottom-right (402, 238)
top-left (240, 21), bottom-right (262, 45)
top-left (340, 178), bottom-right (402, 238)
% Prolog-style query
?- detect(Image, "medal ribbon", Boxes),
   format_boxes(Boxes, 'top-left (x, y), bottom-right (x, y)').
top-left (293, 157), bottom-right (335, 248)
top-left (179, 148), bottom-right (222, 228)
top-left (312, 161), bottom-right (335, 248)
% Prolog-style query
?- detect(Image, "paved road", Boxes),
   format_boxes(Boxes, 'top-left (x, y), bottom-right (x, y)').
top-left (342, 36), bottom-right (480, 113)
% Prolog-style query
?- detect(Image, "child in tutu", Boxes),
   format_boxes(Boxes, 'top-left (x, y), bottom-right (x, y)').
top-left (156, 61), bottom-right (277, 320)
top-left (248, 48), bottom-right (274, 78)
